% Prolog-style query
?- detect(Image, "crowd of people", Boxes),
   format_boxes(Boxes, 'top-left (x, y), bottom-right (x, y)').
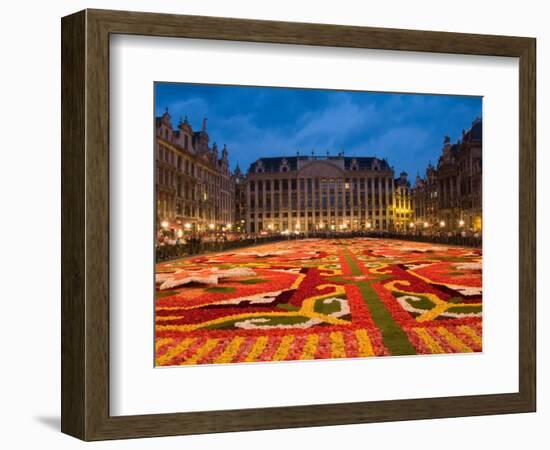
top-left (156, 231), bottom-right (270, 261)
top-left (156, 227), bottom-right (482, 261)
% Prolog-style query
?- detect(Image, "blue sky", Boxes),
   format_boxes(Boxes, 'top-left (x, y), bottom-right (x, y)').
top-left (155, 83), bottom-right (481, 180)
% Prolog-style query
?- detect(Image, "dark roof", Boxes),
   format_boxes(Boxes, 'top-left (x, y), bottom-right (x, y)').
top-left (250, 157), bottom-right (298, 172)
top-left (467, 119), bottom-right (482, 142)
top-left (344, 157), bottom-right (390, 170)
top-left (248, 156), bottom-right (390, 173)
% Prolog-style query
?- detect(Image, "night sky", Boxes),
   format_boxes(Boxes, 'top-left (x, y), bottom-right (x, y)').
top-left (155, 83), bottom-right (482, 180)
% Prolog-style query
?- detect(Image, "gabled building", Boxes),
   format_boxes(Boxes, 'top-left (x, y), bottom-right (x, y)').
top-left (155, 110), bottom-right (234, 234)
top-left (232, 164), bottom-right (247, 232)
top-left (412, 118), bottom-right (482, 233)
top-left (244, 153), bottom-right (397, 233)
top-left (393, 171), bottom-right (413, 231)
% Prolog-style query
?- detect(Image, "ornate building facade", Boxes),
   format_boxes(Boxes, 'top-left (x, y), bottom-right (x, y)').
top-left (413, 163), bottom-right (438, 227)
top-left (244, 154), bottom-right (411, 233)
top-left (155, 110), bottom-right (234, 234)
top-left (412, 118), bottom-right (482, 232)
top-left (393, 171), bottom-right (413, 231)
top-left (232, 164), bottom-right (247, 233)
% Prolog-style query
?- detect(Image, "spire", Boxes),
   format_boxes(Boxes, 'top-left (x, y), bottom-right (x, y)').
top-left (202, 117), bottom-right (207, 132)
top-left (161, 107), bottom-right (171, 125)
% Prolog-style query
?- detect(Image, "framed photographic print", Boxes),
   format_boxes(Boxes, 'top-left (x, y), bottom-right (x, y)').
top-left (61, 9), bottom-right (536, 441)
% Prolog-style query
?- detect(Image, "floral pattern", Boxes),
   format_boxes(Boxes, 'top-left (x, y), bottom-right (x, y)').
top-left (155, 238), bottom-right (482, 366)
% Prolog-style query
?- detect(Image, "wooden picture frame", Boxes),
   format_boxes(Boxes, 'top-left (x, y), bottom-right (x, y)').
top-left (61, 8), bottom-right (536, 441)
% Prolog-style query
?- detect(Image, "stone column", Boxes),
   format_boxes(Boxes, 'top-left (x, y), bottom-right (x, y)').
top-left (304, 177), bottom-right (308, 232)
top-left (364, 177), bottom-right (369, 228)
top-left (351, 178), bottom-right (355, 229)
top-left (311, 177), bottom-right (321, 229)
top-left (391, 178), bottom-right (396, 229)
top-left (342, 175), bottom-right (348, 227)
top-left (378, 175), bottom-right (382, 229)
top-left (385, 176), bottom-right (390, 230)
top-left (297, 176), bottom-right (301, 232)
top-left (324, 179), bottom-right (329, 229)
top-left (280, 178), bottom-right (284, 231)
top-left (358, 177), bottom-right (361, 227)
top-left (245, 181), bottom-right (251, 232)
top-left (343, 178), bottom-right (348, 229)
top-left (270, 178), bottom-right (275, 230)
top-left (261, 179), bottom-right (266, 231)
top-left (327, 179), bottom-right (336, 230)
top-left (335, 179), bottom-right (339, 229)
top-left (287, 177), bottom-right (292, 231)
top-left (254, 181), bottom-right (259, 234)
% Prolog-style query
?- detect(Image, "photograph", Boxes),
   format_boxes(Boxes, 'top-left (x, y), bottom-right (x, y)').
top-left (154, 83), bottom-right (483, 367)
top-left (1, 0), bottom-right (542, 445)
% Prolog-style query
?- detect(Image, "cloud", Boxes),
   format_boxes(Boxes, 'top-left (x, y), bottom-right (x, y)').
top-left (156, 84), bottom-right (481, 178)
top-left (158, 97), bottom-right (211, 125)
top-left (211, 95), bottom-right (380, 167)
top-left (363, 126), bottom-right (433, 172)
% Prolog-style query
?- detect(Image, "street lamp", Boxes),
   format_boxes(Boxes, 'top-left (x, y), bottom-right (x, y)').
top-left (439, 220), bottom-right (446, 227)
top-left (459, 219), bottom-right (465, 227)
top-left (161, 220), bottom-right (169, 229)
top-left (209, 223), bottom-right (215, 230)
top-left (184, 222), bottom-right (191, 230)
top-left (423, 222), bottom-right (429, 228)
top-left (226, 223), bottom-right (232, 230)
top-left (366, 222), bottom-right (372, 229)
top-left (409, 222), bottom-right (415, 229)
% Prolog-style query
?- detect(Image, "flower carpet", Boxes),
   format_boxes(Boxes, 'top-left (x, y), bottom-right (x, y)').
top-left (155, 238), bottom-right (482, 366)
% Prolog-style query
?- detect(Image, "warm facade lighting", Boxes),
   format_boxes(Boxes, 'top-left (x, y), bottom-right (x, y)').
top-left (161, 220), bottom-right (169, 229)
